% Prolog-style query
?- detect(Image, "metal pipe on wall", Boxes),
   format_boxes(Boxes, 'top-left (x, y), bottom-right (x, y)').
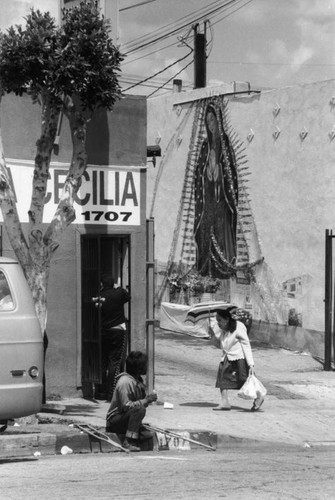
top-left (324, 229), bottom-right (332, 370)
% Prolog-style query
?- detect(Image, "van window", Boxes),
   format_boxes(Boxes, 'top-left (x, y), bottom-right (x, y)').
top-left (0, 271), bottom-right (14, 310)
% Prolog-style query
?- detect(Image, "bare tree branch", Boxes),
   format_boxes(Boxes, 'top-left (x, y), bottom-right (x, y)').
top-left (28, 92), bottom-right (62, 229)
top-left (44, 100), bottom-right (88, 250)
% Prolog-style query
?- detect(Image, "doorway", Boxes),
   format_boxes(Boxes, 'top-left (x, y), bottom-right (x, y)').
top-left (81, 235), bottom-right (130, 396)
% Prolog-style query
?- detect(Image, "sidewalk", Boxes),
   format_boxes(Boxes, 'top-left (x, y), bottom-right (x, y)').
top-left (2, 326), bottom-right (335, 457)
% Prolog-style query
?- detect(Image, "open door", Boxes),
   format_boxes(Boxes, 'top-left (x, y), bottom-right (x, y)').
top-left (81, 236), bottom-right (101, 397)
top-left (81, 235), bottom-right (130, 397)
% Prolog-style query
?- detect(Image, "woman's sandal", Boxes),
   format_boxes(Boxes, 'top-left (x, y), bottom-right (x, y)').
top-left (251, 396), bottom-right (264, 411)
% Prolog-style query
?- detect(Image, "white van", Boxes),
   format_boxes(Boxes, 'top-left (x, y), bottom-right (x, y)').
top-left (0, 257), bottom-right (43, 431)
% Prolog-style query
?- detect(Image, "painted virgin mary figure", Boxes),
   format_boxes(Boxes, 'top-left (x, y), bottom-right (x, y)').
top-left (194, 103), bottom-right (238, 278)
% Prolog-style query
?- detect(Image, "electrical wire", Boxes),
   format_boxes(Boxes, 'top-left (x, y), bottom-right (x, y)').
top-left (120, 0), bottom-right (254, 95)
top-left (121, 0), bottom-right (225, 51)
top-left (119, 75), bottom-right (193, 91)
top-left (120, 71), bottom-right (194, 87)
top-left (121, 0), bottom-right (245, 68)
top-left (122, 0), bottom-right (239, 55)
top-left (119, 0), bottom-right (157, 12)
top-left (122, 39), bottom-right (184, 66)
top-left (122, 49), bottom-right (193, 92)
top-left (206, 20), bottom-right (215, 57)
top-left (209, 0), bottom-right (255, 27)
top-left (122, 27), bottom-right (194, 66)
top-left (207, 60), bottom-right (335, 67)
top-left (147, 58), bottom-right (194, 98)
top-left (119, 77), bottom-right (163, 89)
top-left (120, 64), bottom-right (194, 94)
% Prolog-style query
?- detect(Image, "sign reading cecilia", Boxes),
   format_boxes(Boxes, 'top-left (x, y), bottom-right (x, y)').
top-left (3, 163), bottom-right (141, 225)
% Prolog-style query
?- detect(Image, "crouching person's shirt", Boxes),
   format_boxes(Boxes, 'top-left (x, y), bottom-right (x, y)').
top-left (106, 372), bottom-right (148, 421)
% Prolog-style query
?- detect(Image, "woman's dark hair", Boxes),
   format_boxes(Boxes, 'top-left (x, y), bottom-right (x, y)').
top-left (126, 351), bottom-right (148, 376)
top-left (216, 308), bottom-right (237, 332)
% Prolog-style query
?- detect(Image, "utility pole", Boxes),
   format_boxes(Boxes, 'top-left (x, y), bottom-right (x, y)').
top-left (193, 22), bottom-right (207, 89)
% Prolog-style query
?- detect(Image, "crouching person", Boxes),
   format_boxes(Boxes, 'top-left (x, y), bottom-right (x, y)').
top-left (106, 350), bottom-right (157, 451)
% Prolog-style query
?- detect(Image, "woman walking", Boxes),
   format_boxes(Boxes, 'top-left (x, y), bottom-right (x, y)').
top-left (210, 307), bottom-right (264, 411)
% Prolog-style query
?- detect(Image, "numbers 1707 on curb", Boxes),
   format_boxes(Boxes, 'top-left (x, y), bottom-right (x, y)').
top-left (82, 211), bottom-right (132, 222)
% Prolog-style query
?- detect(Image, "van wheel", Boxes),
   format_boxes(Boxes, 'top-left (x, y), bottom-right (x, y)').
top-left (0, 421), bottom-right (7, 433)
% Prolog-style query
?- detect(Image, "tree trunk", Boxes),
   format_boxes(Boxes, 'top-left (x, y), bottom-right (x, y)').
top-left (27, 94), bottom-right (62, 331)
top-left (0, 92), bottom-right (61, 333)
top-left (29, 93), bottom-right (62, 229)
top-left (1, 91), bottom-right (90, 403)
top-left (1, 94), bottom-right (89, 332)
top-left (44, 99), bottom-right (88, 246)
top-left (24, 261), bottom-right (50, 333)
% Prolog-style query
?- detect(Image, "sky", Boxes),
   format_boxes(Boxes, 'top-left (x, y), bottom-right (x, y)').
top-left (118, 0), bottom-right (335, 94)
top-left (1, 0), bottom-right (335, 96)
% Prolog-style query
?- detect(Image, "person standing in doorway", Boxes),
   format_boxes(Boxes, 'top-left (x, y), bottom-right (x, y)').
top-left (100, 274), bottom-right (130, 402)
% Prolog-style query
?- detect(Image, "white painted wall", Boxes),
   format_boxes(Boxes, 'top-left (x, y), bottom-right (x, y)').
top-left (147, 80), bottom-right (335, 332)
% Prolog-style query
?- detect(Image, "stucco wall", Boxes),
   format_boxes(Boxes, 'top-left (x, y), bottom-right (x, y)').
top-left (48, 230), bottom-right (78, 395)
top-left (147, 96), bottom-right (196, 266)
top-left (226, 81), bottom-right (335, 331)
top-left (147, 80), bottom-right (335, 336)
top-left (1, 94), bottom-right (147, 166)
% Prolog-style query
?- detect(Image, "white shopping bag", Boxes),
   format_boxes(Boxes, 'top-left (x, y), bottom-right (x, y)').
top-left (237, 374), bottom-right (267, 400)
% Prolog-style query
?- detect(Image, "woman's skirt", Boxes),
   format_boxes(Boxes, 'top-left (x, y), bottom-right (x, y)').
top-left (215, 356), bottom-right (249, 390)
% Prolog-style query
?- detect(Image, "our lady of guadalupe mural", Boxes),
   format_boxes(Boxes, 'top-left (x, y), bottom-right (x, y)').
top-left (194, 103), bottom-right (238, 279)
top-left (157, 96), bottom-right (289, 326)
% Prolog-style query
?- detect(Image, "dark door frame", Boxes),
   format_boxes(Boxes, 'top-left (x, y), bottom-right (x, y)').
top-left (80, 234), bottom-right (130, 395)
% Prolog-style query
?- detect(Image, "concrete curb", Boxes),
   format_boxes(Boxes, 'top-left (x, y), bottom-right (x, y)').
top-left (49, 426), bottom-right (219, 454)
top-left (0, 432), bottom-right (56, 459)
top-left (1, 428), bottom-right (215, 456)
top-left (1, 422), bottom-right (312, 459)
top-left (0, 426), bottom-right (312, 459)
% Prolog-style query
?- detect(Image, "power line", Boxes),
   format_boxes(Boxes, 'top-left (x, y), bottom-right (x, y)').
top-left (120, 0), bottom-right (253, 95)
top-left (122, 0), bottom-right (239, 55)
top-left (119, 74), bottom-right (194, 93)
top-left (119, 0), bottom-right (157, 12)
top-left (119, 76), bottom-right (193, 91)
top-left (122, 24), bottom-right (212, 69)
top-left (147, 58), bottom-right (194, 98)
top-left (122, 28), bottom-right (195, 67)
top-left (120, 71), bottom-right (194, 87)
top-left (207, 61), bottom-right (335, 67)
top-left (206, 20), bottom-right (215, 57)
top-left (121, 0), bottom-right (225, 51)
top-left (209, 0), bottom-right (254, 26)
top-left (120, 0), bottom-right (250, 76)
top-left (122, 49), bottom-right (193, 92)
top-left (122, 40), bottom-right (183, 66)
top-left (119, 79), bottom-right (164, 89)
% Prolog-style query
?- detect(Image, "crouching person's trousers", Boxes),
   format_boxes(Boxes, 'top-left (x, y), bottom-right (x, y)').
top-left (106, 406), bottom-right (146, 439)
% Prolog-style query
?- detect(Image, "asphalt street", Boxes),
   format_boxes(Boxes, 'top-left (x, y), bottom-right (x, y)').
top-left (1, 444), bottom-right (334, 500)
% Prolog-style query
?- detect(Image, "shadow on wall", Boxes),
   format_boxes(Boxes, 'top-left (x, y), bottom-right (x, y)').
top-left (250, 320), bottom-right (324, 360)
top-left (86, 108), bottom-right (110, 165)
